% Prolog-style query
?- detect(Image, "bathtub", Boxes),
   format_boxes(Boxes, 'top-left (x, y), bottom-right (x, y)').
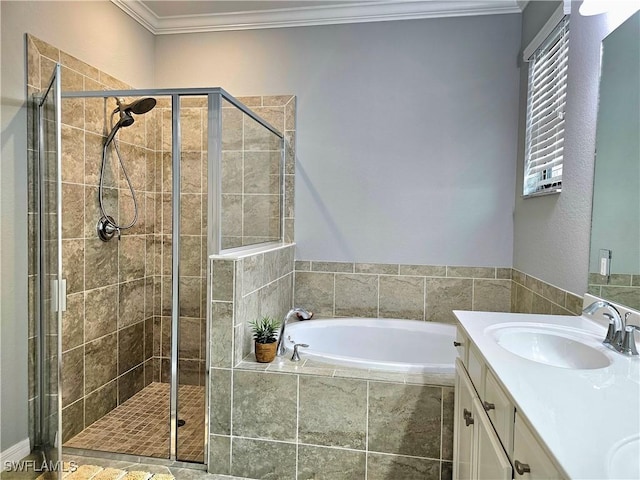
top-left (283, 318), bottom-right (456, 374)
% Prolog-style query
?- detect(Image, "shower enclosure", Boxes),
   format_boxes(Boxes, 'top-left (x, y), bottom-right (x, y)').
top-left (33, 61), bottom-right (285, 474)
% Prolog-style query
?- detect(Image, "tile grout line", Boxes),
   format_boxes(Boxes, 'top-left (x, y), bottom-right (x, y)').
top-left (365, 380), bottom-right (369, 480)
top-left (295, 374), bottom-right (300, 479)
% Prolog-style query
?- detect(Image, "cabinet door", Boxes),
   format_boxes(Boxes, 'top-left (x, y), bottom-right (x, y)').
top-left (473, 398), bottom-right (512, 480)
top-left (513, 413), bottom-right (564, 479)
top-left (454, 360), bottom-right (476, 480)
top-left (484, 368), bottom-right (515, 454)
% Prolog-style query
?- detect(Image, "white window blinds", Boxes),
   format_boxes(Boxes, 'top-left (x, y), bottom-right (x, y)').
top-left (523, 16), bottom-right (569, 197)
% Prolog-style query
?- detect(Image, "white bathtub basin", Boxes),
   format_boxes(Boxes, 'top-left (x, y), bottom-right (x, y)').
top-left (283, 317), bottom-right (456, 374)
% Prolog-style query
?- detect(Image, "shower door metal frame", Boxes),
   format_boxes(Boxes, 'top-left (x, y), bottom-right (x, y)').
top-left (36, 62), bottom-right (64, 480)
top-left (60, 86), bottom-right (284, 466)
top-left (169, 94), bottom-right (181, 461)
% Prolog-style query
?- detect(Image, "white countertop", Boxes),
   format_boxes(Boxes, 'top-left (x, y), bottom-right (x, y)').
top-left (454, 310), bottom-right (640, 480)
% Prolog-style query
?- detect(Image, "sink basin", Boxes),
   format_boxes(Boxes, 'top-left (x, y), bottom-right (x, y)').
top-left (487, 324), bottom-right (612, 369)
top-left (608, 435), bottom-right (640, 479)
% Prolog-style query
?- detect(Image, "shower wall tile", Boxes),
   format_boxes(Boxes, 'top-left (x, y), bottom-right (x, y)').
top-left (119, 278), bottom-right (146, 327)
top-left (62, 293), bottom-right (84, 352)
top-left (118, 322), bottom-right (145, 374)
top-left (62, 400), bottom-right (84, 444)
top-left (179, 317), bottom-right (201, 360)
top-left (61, 125), bottom-right (85, 184)
top-left (62, 239), bottom-right (84, 294)
top-left (60, 50), bottom-right (100, 80)
top-left (84, 380), bottom-right (118, 427)
top-left (119, 235), bottom-right (146, 281)
top-left (84, 333), bottom-right (118, 394)
top-left (221, 152), bottom-right (243, 194)
top-left (61, 346), bottom-right (84, 408)
top-left (118, 364), bottom-right (145, 404)
top-left (84, 285), bottom-right (118, 342)
top-left (85, 237), bottom-right (118, 290)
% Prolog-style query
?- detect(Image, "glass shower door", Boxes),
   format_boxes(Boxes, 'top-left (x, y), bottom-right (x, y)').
top-left (37, 64), bottom-right (63, 478)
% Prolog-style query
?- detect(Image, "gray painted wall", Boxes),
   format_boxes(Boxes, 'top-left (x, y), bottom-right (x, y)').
top-left (513, 1), bottom-right (638, 295)
top-left (154, 15), bottom-right (522, 267)
top-left (0, 0), bottom-right (154, 452)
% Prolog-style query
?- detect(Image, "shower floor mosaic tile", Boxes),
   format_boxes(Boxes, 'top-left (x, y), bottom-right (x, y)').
top-left (64, 383), bottom-right (204, 463)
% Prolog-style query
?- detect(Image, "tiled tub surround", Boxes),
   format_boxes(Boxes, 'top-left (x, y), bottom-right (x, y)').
top-left (211, 363), bottom-right (455, 480)
top-left (209, 248), bottom-right (453, 479)
top-left (294, 262), bottom-right (584, 322)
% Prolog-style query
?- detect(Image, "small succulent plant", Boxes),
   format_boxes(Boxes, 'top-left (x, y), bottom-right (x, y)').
top-left (249, 316), bottom-right (280, 344)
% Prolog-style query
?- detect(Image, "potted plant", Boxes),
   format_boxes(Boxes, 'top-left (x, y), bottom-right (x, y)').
top-left (249, 316), bottom-right (280, 363)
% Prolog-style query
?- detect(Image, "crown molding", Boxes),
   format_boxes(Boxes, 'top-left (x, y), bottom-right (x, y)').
top-left (111, 0), bottom-right (523, 35)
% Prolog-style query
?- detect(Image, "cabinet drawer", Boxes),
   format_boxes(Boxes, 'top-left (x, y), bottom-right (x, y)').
top-left (484, 368), bottom-right (515, 455)
top-left (455, 328), bottom-right (468, 366)
top-left (467, 344), bottom-right (484, 397)
top-left (513, 413), bottom-right (564, 479)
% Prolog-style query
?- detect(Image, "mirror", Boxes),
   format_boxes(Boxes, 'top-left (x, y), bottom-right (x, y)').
top-left (589, 11), bottom-right (640, 310)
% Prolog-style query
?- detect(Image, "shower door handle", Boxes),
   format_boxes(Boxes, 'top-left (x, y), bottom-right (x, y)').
top-left (51, 278), bottom-right (67, 313)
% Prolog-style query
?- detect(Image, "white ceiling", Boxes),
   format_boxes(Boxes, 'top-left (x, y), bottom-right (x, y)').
top-left (111, 0), bottom-right (526, 34)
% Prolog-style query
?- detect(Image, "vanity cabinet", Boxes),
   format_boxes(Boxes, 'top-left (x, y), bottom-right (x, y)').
top-left (453, 359), bottom-right (512, 480)
top-left (454, 329), bottom-right (565, 480)
top-left (513, 413), bottom-right (563, 479)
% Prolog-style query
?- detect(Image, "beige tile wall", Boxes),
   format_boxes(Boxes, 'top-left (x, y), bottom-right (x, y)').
top-left (294, 261), bottom-right (514, 323)
top-left (294, 262), bottom-right (584, 322)
top-left (220, 97), bottom-right (294, 249)
top-left (27, 35), bottom-right (156, 444)
top-left (588, 273), bottom-right (640, 311)
top-left (511, 269), bottom-right (583, 316)
top-left (152, 97), bottom-right (208, 386)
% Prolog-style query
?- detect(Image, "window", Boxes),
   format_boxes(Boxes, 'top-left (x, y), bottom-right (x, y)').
top-left (523, 13), bottom-right (570, 197)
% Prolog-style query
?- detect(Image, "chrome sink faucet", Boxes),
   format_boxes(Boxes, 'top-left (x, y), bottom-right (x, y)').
top-left (583, 300), bottom-right (638, 356)
top-left (276, 307), bottom-right (313, 356)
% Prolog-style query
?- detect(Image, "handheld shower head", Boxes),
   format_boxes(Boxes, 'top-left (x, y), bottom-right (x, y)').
top-left (117, 109), bottom-right (134, 128)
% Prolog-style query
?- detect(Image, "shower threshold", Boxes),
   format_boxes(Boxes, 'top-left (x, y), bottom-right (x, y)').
top-left (64, 383), bottom-right (204, 463)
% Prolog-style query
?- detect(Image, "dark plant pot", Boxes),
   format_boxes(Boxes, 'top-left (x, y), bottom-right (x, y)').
top-left (255, 341), bottom-right (277, 363)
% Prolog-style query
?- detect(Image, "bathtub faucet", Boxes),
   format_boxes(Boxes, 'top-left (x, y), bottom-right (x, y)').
top-left (276, 308), bottom-right (313, 356)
